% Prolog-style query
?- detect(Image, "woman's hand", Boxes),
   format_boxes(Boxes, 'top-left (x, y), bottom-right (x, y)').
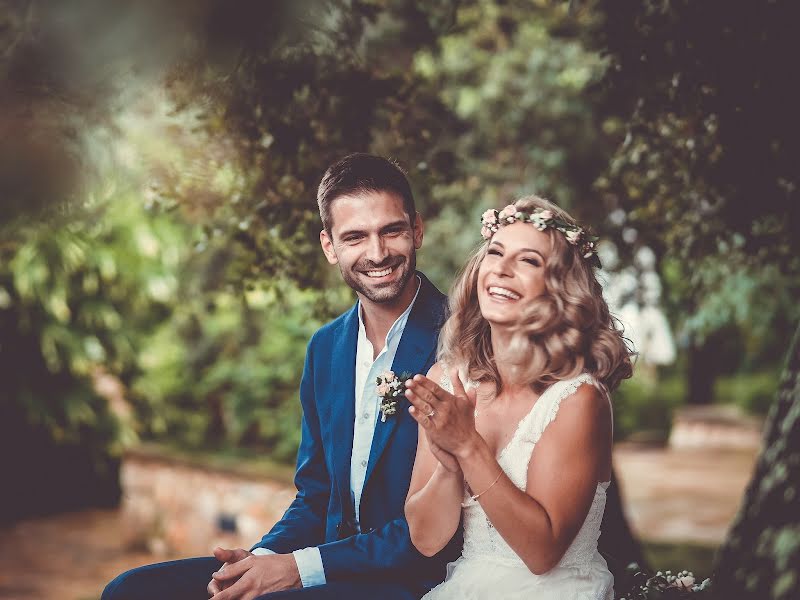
top-left (428, 438), bottom-right (461, 473)
top-left (405, 368), bottom-right (481, 459)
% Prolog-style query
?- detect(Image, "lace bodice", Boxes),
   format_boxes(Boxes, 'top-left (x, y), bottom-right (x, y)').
top-left (440, 371), bottom-right (610, 570)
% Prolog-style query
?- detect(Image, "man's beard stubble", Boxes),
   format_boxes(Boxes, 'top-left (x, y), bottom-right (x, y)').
top-left (340, 253), bottom-right (416, 304)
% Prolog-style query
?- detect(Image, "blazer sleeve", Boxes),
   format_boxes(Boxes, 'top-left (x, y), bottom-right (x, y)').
top-left (317, 516), bottom-right (428, 580)
top-left (251, 338), bottom-right (329, 553)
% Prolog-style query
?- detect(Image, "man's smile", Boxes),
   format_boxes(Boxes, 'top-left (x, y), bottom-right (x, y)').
top-left (365, 266), bottom-right (398, 279)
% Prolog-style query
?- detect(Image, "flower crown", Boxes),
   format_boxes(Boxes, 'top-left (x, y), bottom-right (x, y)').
top-left (481, 205), bottom-right (601, 268)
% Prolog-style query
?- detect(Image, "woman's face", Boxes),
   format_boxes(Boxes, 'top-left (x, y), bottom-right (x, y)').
top-left (477, 221), bottom-right (550, 327)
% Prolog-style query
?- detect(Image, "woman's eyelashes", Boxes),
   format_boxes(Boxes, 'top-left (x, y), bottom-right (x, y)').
top-left (487, 248), bottom-right (540, 268)
top-left (523, 257), bottom-right (542, 267)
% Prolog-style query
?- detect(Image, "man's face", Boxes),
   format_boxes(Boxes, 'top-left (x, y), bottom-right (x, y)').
top-left (320, 190), bottom-right (423, 304)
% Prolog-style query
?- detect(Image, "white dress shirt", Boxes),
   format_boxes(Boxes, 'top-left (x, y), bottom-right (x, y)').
top-left (254, 277), bottom-right (421, 588)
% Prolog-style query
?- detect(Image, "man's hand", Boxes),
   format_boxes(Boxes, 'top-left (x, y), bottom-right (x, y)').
top-left (210, 553), bottom-right (302, 599)
top-left (207, 547), bottom-right (252, 596)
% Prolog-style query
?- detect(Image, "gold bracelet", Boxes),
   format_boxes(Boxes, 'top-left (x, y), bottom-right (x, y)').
top-left (465, 471), bottom-right (503, 503)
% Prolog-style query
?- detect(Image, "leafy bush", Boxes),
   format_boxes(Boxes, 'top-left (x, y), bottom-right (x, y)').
top-left (133, 282), bottom-right (350, 463)
top-left (714, 369), bottom-right (780, 416)
top-left (612, 373), bottom-right (686, 443)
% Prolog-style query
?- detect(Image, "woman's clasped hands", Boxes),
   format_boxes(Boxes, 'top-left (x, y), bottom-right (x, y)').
top-left (405, 369), bottom-right (481, 472)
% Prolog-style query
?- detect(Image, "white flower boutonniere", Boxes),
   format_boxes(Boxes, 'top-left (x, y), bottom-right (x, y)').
top-left (376, 370), bottom-right (412, 422)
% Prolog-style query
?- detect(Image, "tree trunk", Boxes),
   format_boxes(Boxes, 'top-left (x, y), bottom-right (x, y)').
top-left (713, 321), bottom-right (800, 599)
top-left (687, 336), bottom-right (718, 405)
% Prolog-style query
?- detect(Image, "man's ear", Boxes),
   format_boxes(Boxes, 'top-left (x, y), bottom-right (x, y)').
top-left (320, 229), bottom-right (339, 265)
top-left (413, 212), bottom-right (424, 250)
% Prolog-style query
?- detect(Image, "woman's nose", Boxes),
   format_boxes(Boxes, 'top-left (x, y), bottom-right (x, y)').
top-left (493, 255), bottom-right (514, 278)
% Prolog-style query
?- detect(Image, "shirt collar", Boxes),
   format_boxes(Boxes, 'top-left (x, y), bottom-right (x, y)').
top-left (357, 275), bottom-right (422, 348)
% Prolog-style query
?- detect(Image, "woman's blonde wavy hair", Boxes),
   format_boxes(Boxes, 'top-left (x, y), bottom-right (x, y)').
top-left (438, 195), bottom-right (633, 393)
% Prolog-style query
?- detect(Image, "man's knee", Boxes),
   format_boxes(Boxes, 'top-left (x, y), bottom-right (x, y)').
top-left (101, 557), bottom-right (220, 600)
top-left (101, 567), bottom-right (138, 600)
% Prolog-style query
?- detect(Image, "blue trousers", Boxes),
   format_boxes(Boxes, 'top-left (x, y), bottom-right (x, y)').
top-left (102, 556), bottom-right (420, 600)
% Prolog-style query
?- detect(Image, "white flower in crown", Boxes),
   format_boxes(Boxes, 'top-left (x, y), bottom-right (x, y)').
top-left (565, 228), bottom-right (582, 245)
top-left (531, 209), bottom-right (552, 231)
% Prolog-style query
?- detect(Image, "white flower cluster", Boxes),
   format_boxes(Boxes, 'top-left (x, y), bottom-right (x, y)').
top-left (620, 564), bottom-right (712, 599)
top-left (376, 371), bottom-right (412, 421)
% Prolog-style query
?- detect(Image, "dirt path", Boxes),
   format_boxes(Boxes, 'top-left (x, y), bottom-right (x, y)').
top-left (614, 444), bottom-right (758, 545)
top-left (0, 510), bottom-right (176, 600)
top-left (0, 444), bottom-right (758, 600)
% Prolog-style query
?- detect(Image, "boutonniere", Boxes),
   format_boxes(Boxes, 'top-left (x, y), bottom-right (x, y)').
top-left (376, 370), bottom-right (413, 422)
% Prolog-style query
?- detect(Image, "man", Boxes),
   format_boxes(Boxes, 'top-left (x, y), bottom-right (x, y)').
top-left (102, 153), bottom-right (460, 600)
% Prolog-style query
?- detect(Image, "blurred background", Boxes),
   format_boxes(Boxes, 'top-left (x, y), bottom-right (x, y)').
top-left (1, 1), bottom-right (798, 598)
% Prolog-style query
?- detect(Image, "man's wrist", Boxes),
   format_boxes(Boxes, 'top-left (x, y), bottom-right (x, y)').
top-left (292, 547), bottom-right (326, 588)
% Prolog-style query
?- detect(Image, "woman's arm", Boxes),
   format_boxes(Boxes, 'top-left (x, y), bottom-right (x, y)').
top-left (456, 383), bottom-right (612, 574)
top-left (404, 363), bottom-right (465, 557)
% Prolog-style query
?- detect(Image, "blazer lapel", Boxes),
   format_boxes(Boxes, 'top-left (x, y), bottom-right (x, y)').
top-left (363, 274), bottom-right (444, 486)
top-left (330, 304), bottom-right (359, 516)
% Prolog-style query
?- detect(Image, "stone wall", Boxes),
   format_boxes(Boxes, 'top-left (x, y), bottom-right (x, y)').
top-left (120, 447), bottom-right (296, 556)
top-left (669, 405), bottom-right (764, 450)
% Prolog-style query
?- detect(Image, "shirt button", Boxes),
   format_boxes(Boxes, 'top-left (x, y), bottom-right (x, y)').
top-left (362, 361), bottom-right (370, 368)
top-left (361, 460), bottom-right (367, 467)
top-left (363, 412), bottom-right (370, 419)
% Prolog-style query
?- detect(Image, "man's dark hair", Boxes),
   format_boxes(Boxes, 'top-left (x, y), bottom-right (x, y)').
top-left (317, 153), bottom-right (416, 233)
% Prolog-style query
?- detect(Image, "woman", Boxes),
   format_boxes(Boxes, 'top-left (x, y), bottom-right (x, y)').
top-left (404, 196), bottom-right (632, 599)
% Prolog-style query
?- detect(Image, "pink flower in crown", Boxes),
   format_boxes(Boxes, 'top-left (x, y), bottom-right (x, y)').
top-left (565, 229), bottom-right (582, 245)
top-left (498, 204), bottom-right (517, 223)
top-left (481, 225), bottom-right (493, 240)
top-left (537, 209), bottom-right (553, 221)
top-left (481, 209), bottom-right (498, 225)
top-left (675, 576), bottom-right (695, 589)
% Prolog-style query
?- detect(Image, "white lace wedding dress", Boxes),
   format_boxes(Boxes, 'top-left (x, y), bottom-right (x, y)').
top-left (423, 372), bottom-right (614, 600)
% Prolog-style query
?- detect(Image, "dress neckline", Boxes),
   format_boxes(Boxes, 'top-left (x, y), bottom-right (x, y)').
top-left (493, 379), bottom-right (559, 461)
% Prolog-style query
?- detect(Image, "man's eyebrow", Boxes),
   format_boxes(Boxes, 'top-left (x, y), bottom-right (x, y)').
top-left (379, 220), bottom-right (412, 232)
top-left (337, 228), bottom-right (366, 238)
top-left (337, 220), bottom-right (410, 239)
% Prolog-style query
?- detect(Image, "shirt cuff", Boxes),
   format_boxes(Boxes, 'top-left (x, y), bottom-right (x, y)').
top-left (292, 547), bottom-right (326, 588)
top-left (251, 547), bottom-right (274, 556)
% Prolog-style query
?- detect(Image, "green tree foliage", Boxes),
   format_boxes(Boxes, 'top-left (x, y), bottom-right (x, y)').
top-left (587, 1), bottom-right (800, 596)
top-left (132, 282), bottom-right (349, 462)
top-left (591, 0), bottom-right (799, 348)
top-left (157, 0), bottom-right (463, 290)
top-left (0, 189), bottom-right (186, 517)
top-left (410, 0), bottom-right (610, 286)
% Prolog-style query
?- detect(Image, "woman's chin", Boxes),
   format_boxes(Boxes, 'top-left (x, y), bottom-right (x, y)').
top-left (480, 309), bottom-right (520, 328)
